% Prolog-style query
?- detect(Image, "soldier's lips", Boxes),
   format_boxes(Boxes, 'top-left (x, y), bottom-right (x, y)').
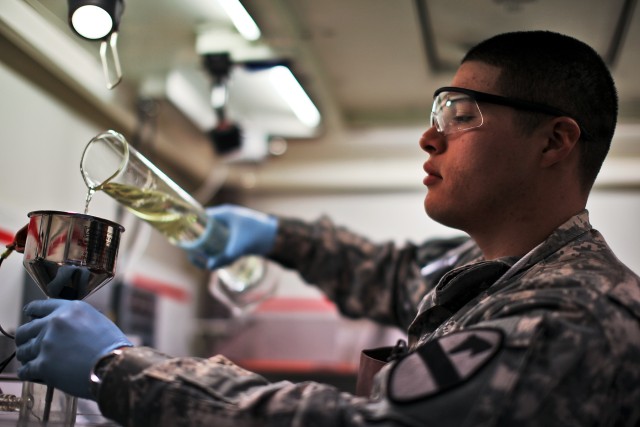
top-left (423, 174), bottom-right (441, 186)
top-left (423, 163), bottom-right (442, 186)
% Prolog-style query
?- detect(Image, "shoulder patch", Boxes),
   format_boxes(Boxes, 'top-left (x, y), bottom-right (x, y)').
top-left (388, 328), bottom-right (503, 403)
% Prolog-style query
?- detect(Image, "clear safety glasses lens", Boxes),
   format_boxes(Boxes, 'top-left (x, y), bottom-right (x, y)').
top-left (431, 92), bottom-right (484, 135)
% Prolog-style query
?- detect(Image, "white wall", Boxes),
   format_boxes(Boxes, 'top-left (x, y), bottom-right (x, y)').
top-left (587, 189), bottom-right (640, 273)
top-left (249, 191), bottom-right (461, 244)
top-left (0, 62), bottom-right (112, 218)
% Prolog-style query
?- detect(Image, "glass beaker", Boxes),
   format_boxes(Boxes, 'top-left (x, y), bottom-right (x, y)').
top-left (80, 130), bottom-right (227, 252)
top-left (80, 130), bottom-right (276, 314)
top-left (18, 381), bottom-right (77, 426)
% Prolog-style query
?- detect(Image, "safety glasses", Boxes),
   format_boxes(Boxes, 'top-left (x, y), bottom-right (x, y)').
top-left (431, 86), bottom-right (586, 137)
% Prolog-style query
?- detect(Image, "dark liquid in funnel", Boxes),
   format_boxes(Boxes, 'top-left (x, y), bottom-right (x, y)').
top-left (23, 259), bottom-right (113, 300)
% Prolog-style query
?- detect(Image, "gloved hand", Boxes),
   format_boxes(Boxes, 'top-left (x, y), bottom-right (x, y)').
top-left (15, 299), bottom-right (133, 400)
top-left (181, 204), bottom-right (278, 270)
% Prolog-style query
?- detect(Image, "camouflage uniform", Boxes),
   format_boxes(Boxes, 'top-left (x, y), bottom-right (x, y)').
top-left (95, 210), bottom-right (640, 427)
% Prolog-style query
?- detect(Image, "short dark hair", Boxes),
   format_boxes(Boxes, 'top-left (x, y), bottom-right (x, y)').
top-left (462, 31), bottom-right (618, 192)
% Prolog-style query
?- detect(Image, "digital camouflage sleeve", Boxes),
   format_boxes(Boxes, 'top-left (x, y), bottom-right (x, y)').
top-left (96, 210), bottom-right (640, 427)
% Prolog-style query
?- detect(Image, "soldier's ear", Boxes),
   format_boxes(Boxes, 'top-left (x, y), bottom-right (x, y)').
top-left (539, 117), bottom-right (581, 168)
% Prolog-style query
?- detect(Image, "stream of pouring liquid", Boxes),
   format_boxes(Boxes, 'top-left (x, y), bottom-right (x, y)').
top-left (84, 188), bottom-right (95, 214)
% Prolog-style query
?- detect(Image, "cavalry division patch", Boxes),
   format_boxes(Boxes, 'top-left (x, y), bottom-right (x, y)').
top-left (388, 328), bottom-right (503, 403)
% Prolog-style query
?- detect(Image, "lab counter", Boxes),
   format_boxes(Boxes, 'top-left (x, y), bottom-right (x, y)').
top-left (1, 376), bottom-right (119, 427)
top-left (0, 418), bottom-right (118, 427)
top-left (0, 403), bottom-right (119, 427)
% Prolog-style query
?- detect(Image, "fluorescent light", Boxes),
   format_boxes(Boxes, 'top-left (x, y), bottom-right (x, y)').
top-left (217, 0), bottom-right (261, 41)
top-left (71, 5), bottom-right (113, 39)
top-left (269, 66), bottom-right (321, 128)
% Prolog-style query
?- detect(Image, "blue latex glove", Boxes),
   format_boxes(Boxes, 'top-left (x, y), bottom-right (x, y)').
top-left (181, 204), bottom-right (278, 270)
top-left (15, 299), bottom-right (133, 400)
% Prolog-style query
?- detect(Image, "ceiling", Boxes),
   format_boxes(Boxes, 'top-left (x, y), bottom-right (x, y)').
top-left (6, 0), bottom-right (640, 192)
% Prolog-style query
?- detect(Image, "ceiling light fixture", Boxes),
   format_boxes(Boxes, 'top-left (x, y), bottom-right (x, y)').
top-left (70, 5), bottom-right (112, 39)
top-left (269, 66), bottom-right (321, 128)
top-left (68, 0), bottom-right (124, 40)
top-left (216, 0), bottom-right (261, 41)
top-left (67, 0), bottom-right (125, 89)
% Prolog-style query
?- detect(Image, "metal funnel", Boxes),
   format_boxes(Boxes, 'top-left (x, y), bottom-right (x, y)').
top-left (20, 211), bottom-right (124, 300)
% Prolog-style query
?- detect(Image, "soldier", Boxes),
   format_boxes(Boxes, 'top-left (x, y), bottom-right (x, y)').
top-left (15, 31), bottom-right (640, 426)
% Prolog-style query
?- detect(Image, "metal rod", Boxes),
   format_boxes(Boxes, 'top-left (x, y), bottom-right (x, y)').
top-left (413, 0), bottom-right (446, 73)
top-left (605, 0), bottom-right (637, 67)
top-left (42, 385), bottom-right (54, 422)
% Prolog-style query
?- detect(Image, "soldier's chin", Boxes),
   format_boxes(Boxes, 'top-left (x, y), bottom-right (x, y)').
top-left (424, 201), bottom-right (463, 230)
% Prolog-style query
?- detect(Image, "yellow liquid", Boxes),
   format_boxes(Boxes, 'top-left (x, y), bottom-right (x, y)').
top-left (99, 182), bottom-right (206, 243)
